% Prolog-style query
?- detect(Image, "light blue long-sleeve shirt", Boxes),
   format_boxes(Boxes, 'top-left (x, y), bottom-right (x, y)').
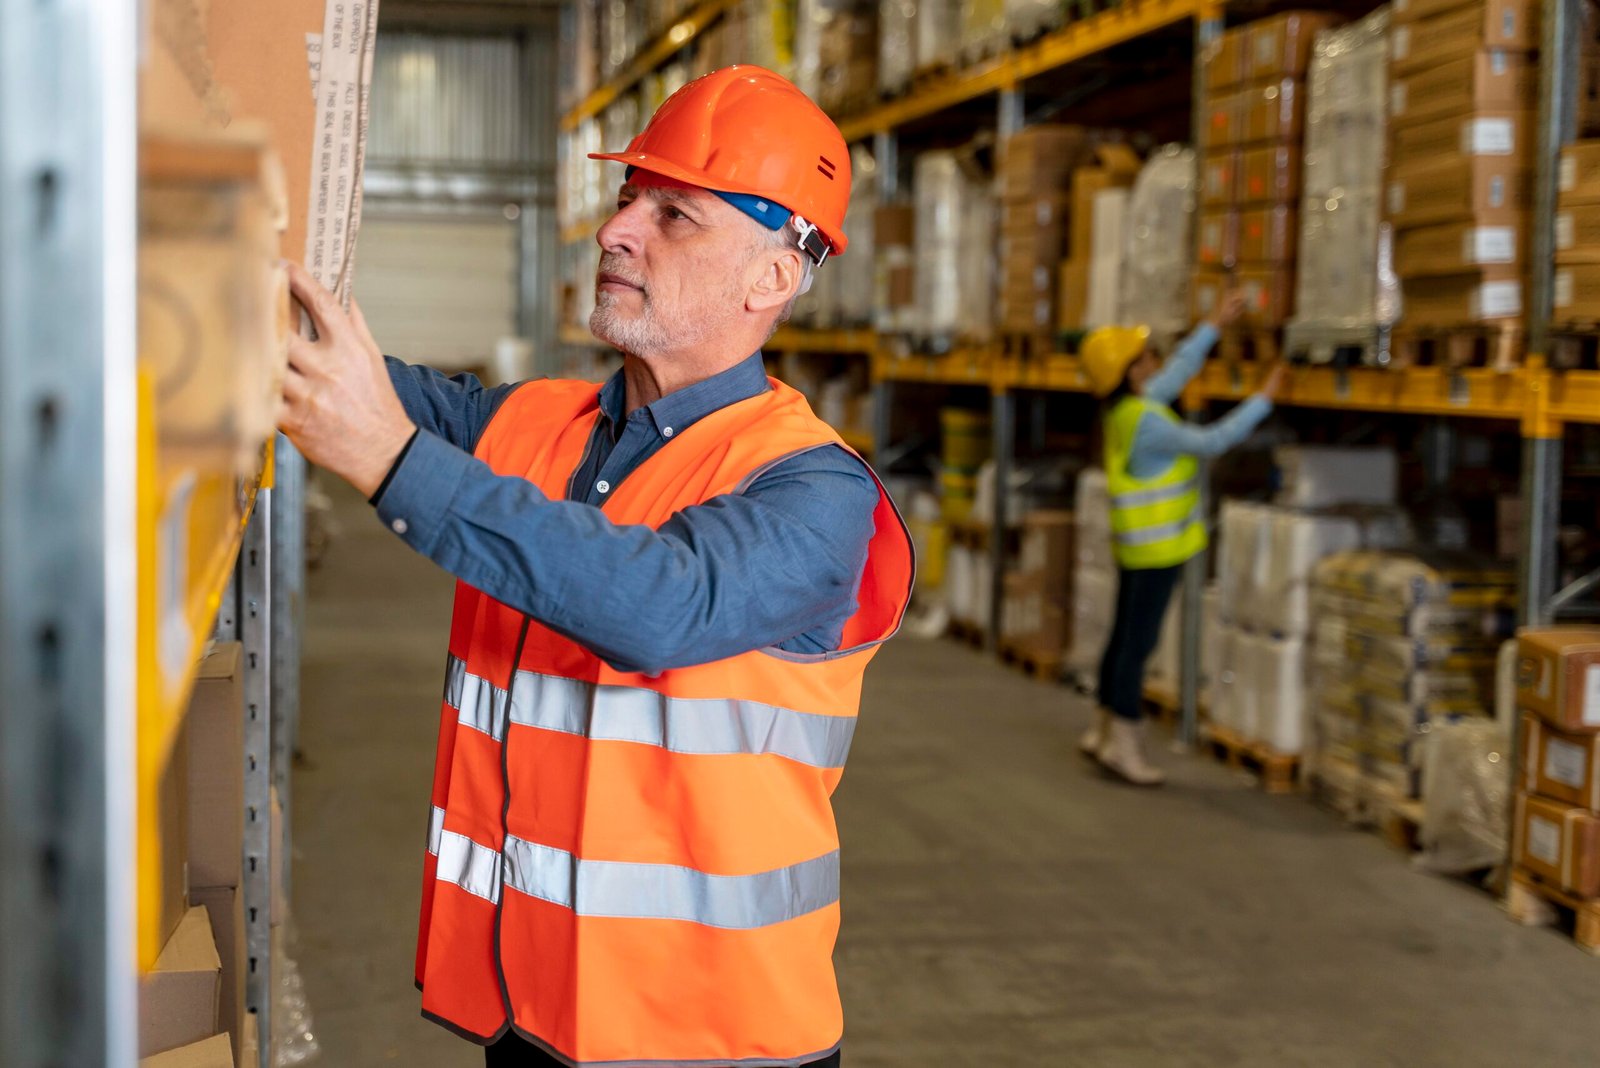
top-left (1127, 323), bottom-right (1273, 479)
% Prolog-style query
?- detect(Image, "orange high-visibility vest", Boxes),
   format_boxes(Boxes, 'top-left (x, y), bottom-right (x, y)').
top-left (414, 376), bottom-right (914, 1066)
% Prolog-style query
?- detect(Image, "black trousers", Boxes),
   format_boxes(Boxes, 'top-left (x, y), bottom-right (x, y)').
top-left (485, 1032), bottom-right (842, 1067)
top-left (1096, 563), bottom-right (1184, 721)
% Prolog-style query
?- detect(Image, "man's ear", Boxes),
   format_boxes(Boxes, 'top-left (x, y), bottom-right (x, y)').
top-left (747, 248), bottom-right (803, 314)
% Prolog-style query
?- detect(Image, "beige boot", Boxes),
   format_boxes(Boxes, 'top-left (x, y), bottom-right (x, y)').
top-left (1096, 717), bottom-right (1167, 787)
top-left (1078, 708), bottom-right (1111, 758)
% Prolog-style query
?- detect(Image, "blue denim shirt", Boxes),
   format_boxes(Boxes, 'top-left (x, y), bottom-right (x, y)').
top-left (374, 353), bottom-right (879, 674)
top-left (1128, 323), bottom-right (1273, 479)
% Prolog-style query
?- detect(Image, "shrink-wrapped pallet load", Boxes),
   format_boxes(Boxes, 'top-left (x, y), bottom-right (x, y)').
top-left (1117, 146), bottom-right (1198, 339)
top-left (915, 150), bottom-right (997, 343)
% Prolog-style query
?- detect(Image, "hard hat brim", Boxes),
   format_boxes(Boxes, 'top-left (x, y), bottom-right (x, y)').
top-left (589, 150), bottom-right (851, 255)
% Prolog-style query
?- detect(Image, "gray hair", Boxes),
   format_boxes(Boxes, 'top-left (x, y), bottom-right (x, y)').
top-left (753, 217), bottom-right (816, 335)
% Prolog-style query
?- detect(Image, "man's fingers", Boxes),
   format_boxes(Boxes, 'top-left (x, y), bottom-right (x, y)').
top-left (348, 298), bottom-right (382, 358)
top-left (281, 364), bottom-right (310, 404)
top-left (286, 331), bottom-right (329, 376)
top-left (285, 261), bottom-right (344, 342)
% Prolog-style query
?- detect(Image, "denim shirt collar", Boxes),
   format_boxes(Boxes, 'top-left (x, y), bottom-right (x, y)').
top-left (596, 351), bottom-right (771, 440)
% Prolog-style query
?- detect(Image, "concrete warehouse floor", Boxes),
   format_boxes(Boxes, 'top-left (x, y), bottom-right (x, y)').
top-left (295, 481), bottom-right (1600, 1067)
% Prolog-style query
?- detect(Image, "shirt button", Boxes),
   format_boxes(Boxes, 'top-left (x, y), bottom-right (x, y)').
top-left (391, 518), bottom-right (409, 535)
top-left (662, 426), bottom-right (674, 438)
top-left (596, 480), bottom-right (611, 495)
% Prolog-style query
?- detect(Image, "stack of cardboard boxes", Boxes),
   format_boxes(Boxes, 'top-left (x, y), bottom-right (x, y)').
top-left (1386, 0), bottom-right (1539, 330)
top-left (999, 125), bottom-right (1092, 339)
top-left (1554, 140), bottom-right (1600, 322)
top-left (142, 644), bottom-right (257, 1068)
top-left (1059, 144), bottom-right (1143, 331)
top-left (999, 511), bottom-right (1076, 671)
top-left (1195, 11), bottom-right (1339, 332)
top-left (1513, 630), bottom-right (1600, 900)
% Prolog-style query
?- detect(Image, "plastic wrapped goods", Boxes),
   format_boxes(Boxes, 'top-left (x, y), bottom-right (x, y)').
top-left (879, 0), bottom-right (916, 94)
top-left (1274, 444), bottom-right (1398, 508)
top-left (1068, 563), bottom-right (1115, 682)
top-left (914, 150), bottom-right (996, 342)
top-left (1252, 633), bottom-right (1309, 753)
top-left (961, 0), bottom-right (1009, 60)
top-left (1293, 9), bottom-right (1394, 331)
top-left (917, 0), bottom-right (962, 72)
top-left (1118, 146), bottom-right (1197, 339)
top-left (1005, 0), bottom-right (1060, 39)
top-left (1073, 468), bottom-right (1114, 575)
top-left (797, 145), bottom-right (878, 327)
top-left (1418, 718), bottom-right (1511, 874)
top-left (1085, 189), bottom-right (1131, 329)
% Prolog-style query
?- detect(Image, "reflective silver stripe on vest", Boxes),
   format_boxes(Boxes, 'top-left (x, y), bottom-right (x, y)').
top-left (502, 836), bottom-right (839, 929)
top-left (441, 652), bottom-right (467, 708)
top-left (427, 804), bottom-right (446, 856)
top-left (435, 828), bottom-right (502, 904)
top-left (441, 656), bottom-right (855, 768)
top-left (1110, 477), bottom-right (1199, 510)
top-left (1113, 515), bottom-right (1203, 547)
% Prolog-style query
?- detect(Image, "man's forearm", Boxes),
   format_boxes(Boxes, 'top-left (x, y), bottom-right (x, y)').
top-left (385, 356), bottom-right (521, 454)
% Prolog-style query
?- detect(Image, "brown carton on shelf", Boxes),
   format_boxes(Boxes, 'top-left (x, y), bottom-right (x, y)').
top-left (1069, 145), bottom-right (1142, 259)
top-left (1245, 11), bottom-right (1342, 82)
top-left (1238, 204), bottom-right (1298, 263)
top-left (874, 203), bottom-right (916, 315)
top-left (1203, 28), bottom-right (1247, 92)
top-left (1559, 141), bottom-right (1600, 206)
top-left (1241, 79), bottom-right (1306, 146)
top-left (1391, 110), bottom-right (1535, 167)
top-left (1058, 259), bottom-right (1090, 330)
top-left (1394, 218), bottom-right (1525, 277)
top-left (1190, 268), bottom-right (1231, 324)
top-left (1517, 628), bottom-right (1600, 731)
top-left (139, 1034), bottom-right (234, 1068)
top-left (139, 905), bottom-right (222, 1057)
top-left (1202, 90), bottom-right (1248, 150)
top-left (1002, 195), bottom-right (1071, 265)
top-left (187, 643), bottom-right (244, 890)
top-left (155, 710), bottom-right (191, 959)
top-left (1001, 124), bottom-right (1094, 201)
top-left (1018, 510), bottom-right (1076, 590)
top-left (999, 572), bottom-right (1071, 661)
top-left (1515, 792), bottom-right (1600, 896)
top-left (1392, 0), bottom-right (1487, 24)
top-left (1239, 144), bottom-right (1301, 204)
top-left (1197, 210), bottom-right (1239, 268)
top-left (1390, 0), bottom-right (1540, 74)
top-left (1237, 267), bottom-right (1295, 327)
top-left (189, 886), bottom-right (246, 1068)
top-left (1389, 51), bottom-right (1536, 128)
top-left (1556, 204), bottom-right (1600, 264)
top-left (1555, 262), bottom-right (1600, 322)
top-left (1201, 151), bottom-right (1240, 207)
top-left (1400, 269), bottom-right (1523, 324)
top-left (1386, 153), bottom-right (1530, 230)
top-left (241, 1012), bottom-right (259, 1068)
top-left (1520, 713), bottom-right (1600, 810)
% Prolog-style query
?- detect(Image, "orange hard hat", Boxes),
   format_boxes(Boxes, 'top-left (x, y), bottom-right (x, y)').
top-left (589, 65), bottom-right (852, 258)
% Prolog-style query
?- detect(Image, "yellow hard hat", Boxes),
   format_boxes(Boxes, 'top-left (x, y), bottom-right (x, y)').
top-left (1081, 325), bottom-right (1153, 397)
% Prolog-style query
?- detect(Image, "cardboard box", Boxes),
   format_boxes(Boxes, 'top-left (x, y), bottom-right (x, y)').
top-left (187, 643), bottom-right (244, 889)
top-left (241, 1012), bottom-right (258, 1067)
top-left (1555, 262), bottom-right (1600, 319)
top-left (1239, 144), bottom-right (1301, 204)
top-left (1018, 510), bottom-right (1076, 589)
top-left (1518, 628), bottom-right (1600, 731)
top-left (1238, 267), bottom-right (1295, 327)
top-left (1521, 713), bottom-right (1600, 810)
top-left (1203, 28), bottom-right (1247, 92)
top-left (1001, 124), bottom-right (1094, 201)
top-left (1556, 204), bottom-right (1600, 263)
top-left (1392, 0), bottom-right (1489, 24)
top-left (1198, 210), bottom-right (1239, 267)
top-left (1390, 51), bottom-right (1536, 128)
top-left (1201, 150), bottom-right (1240, 207)
top-left (1068, 145), bottom-right (1141, 258)
top-left (1057, 258), bottom-right (1090, 330)
top-left (1515, 792), bottom-right (1600, 896)
top-left (1246, 11), bottom-right (1341, 82)
top-left (1394, 218), bottom-right (1524, 276)
top-left (1559, 141), bottom-right (1600, 206)
top-left (1241, 79), bottom-right (1306, 146)
top-left (1191, 268), bottom-right (1231, 323)
top-left (1391, 0), bottom-right (1540, 74)
top-left (1001, 195), bottom-right (1071, 266)
top-left (1387, 153), bottom-right (1530, 229)
top-left (189, 886), bottom-right (245, 1068)
top-left (1238, 204), bottom-right (1297, 263)
top-left (1391, 111), bottom-right (1534, 166)
top-left (139, 1034), bottom-right (234, 1068)
top-left (1400, 269), bottom-right (1523, 324)
top-left (155, 712), bottom-right (191, 959)
top-left (1000, 572), bottom-right (1070, 658)
top-left (140, 905), bottom-right (222, 1057)
top-left (1202, 90), bottom-right (1247, 150)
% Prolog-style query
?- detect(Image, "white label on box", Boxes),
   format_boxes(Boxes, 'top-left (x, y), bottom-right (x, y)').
top-left (1558, 212), bottom-right (1576, 250)
top-left (1033, 265), bottom-right (1050, 290)
top-left (1562, 155), bottom-right (1578, 192)
top-left (1473, 281), bottom-right (1522, 319)
top-left (1463, 118), bottom-right (1515, 156)
top-left (1394, 26), bottom-right (1411, 60)
top-left (1585, 664), bottom-right (1600, 726)
top-left (1388, 182), bottom-right (1405, 216)
top-left (1395, 0), bottom-right (1410, 12)
top-left (1528, 815), bottom-right (1561, 865)
top-left (1545, 737), bottom-right (1589, 789)
top-left (1256, 35), bottom-right (1277, 66)
top-left (1556, 268), bottom-right (1574, 310)
top-left (1390, 84), bottom-right (1407, 116)
top-left (1491, 51), bottom-right (1508, 76)
top-left (1466, 227), bottom-right (1516, 264)
top-left (1501, 9), bottom-right (1516, 41)
top-left (1489, 176), bottom-right (1506, 208)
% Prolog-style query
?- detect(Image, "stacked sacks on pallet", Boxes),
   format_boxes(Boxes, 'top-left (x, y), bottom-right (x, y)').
top-left (1065, 468), bottom-right (1115, 690)
top-left (913, 149), bottom-right (997, 349)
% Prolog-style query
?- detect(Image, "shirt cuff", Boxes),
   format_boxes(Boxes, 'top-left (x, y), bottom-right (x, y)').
top-left (372, 428), bottom-right (474, 554)
top-left (368, 429), bottom-right (419, 505)
top-left (1189, 322), bottom-right (1219, 349)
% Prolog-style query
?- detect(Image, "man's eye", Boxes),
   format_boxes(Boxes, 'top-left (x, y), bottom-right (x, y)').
top-left (663, 206), bottom-right (687, 221)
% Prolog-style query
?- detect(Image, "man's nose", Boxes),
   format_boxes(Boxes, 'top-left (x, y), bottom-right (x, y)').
top-left (596, 198), bottom-right (646, 256)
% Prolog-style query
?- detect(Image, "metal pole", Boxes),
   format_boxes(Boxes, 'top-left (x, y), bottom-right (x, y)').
top-left (988, 88), bottom-right (1025, 651)
top-left (1519, 435), bottom-right (1563, 628)
top-left (241, 491), bottom-right (275, 1068)
top-left (871, 129), bottom-right (900, 463)
top-left (1529, 0), bottom-right (1578, 369)
top-left (0, 0), bottom-right (137, 1062)
top-left (270, 436), bottom-right (304, 904)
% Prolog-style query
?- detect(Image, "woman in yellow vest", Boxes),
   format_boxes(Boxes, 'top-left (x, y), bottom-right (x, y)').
top-left (1078, 294), bottom-right (1285, 785)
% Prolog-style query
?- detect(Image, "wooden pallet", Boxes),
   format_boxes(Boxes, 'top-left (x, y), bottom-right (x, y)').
top-left (1217, 329), bottom-right (1282, 364)
top-left (1380, 798), bottom-right (1426, 853)
top-left (1390, 324), bottom-right (1523, 371)
top-left (1282, 325), bottom-right (1392, 369)
top-left (1202, 723), bottom-right (1300, 795)
top-left (1550, 324), bottom-right (1600, 370)
top-left (947, 618), bottom-right (987, 649)
top-left (1505, 867), bottom-right (1600, 954)
top-left (998, 638), bottom-right (1063, 681)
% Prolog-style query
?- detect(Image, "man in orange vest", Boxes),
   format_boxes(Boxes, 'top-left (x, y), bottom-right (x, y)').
top-left (277, 66), bottom-right (914, 1068)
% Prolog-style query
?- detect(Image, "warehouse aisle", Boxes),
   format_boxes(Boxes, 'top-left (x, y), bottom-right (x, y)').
top-left (295, 482), bottom-right (1600, 1068)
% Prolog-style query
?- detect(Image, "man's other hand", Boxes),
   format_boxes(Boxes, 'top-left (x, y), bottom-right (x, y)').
top-left (277, 262), bottom-right (416, 498)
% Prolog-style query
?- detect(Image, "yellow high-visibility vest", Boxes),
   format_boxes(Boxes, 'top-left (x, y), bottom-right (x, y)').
top-left (1104, 395), bottom-right (1207, 570)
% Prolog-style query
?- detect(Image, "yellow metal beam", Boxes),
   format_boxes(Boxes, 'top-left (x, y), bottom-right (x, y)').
top-left (875, 347), bottom-right (997, 386)
top-left (769, 327), bottom-right (878, 355)
top-left (1194, 363), bottom-right (1529, 421)
top-left (561, 0), bottom-right (738, 132)
top-left (837, 0), bottom-right (1203, 141)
